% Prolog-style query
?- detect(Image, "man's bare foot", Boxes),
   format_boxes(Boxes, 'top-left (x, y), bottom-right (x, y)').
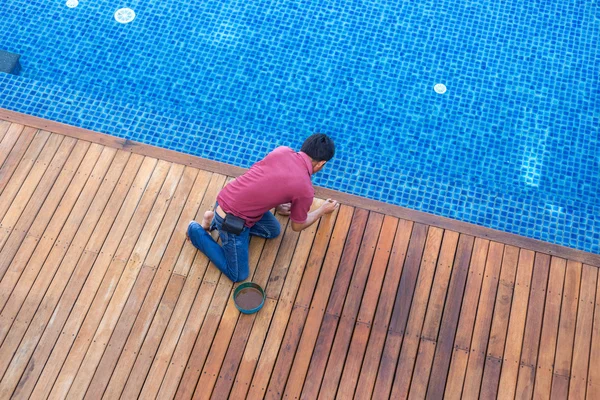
top-left (201, 210), bottom-right (214, 230)
top-left (276, 203), bottom-right (291, 216)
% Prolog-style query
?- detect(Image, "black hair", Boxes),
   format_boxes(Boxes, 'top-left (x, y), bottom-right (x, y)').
top-left (301, 133), bottom-right (335, 162)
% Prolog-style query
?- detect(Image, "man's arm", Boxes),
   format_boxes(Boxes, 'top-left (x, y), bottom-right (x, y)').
top-left (291, 199), bottom-right (338, 232)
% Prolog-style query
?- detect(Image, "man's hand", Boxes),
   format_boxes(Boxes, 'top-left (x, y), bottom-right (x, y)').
top-left (276, 203), bottom-right (292, 216)
top-left (290, 199), bottom-right (340, 232)
top-left (320, 199), bottom-right (339, 215)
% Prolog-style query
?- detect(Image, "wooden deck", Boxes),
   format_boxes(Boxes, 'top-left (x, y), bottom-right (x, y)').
top-left (0, 111), bottom-right (599, 399)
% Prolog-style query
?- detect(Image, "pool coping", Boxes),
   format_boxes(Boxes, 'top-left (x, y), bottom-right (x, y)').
top-left (2, 107), bottom-right (598, 268)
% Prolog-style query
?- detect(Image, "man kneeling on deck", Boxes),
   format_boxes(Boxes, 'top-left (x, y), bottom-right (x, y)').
top-left (187, 134), bottom-right (339, 282)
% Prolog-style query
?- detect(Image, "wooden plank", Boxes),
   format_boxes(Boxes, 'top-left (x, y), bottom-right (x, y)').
top-left (514, 253), bottom-right (551, 399)
top-left (494, 249), bottom-right (535, 400)
top-left (193, 212), bottom-right (302, 400)
top-left (11, 156), bottom-right (157, 400)
top-left (0, 147), bottom-right (125, 383)
top-left (197, 307), bottom-right (260, 400)
top-left (281, 207), bottom-right (367, 400)
top-left (336, 216), bottom-right (400, 399)
top-left (209, 298), bottom-right (276, 400)
top-left (0, 130), bottom-right (59, 225)
top-left (460, 242), bottom-right (505, 399)
top-left (478, 245), bottom-right (520, 399)
top-left (367, 222), bottom-right (430, 399)
top-left (28, 159), bottom-right (169, 399)
top-left (174, 213), bottom-right (289, 400)
top-left (274, 206), bottom-right (356, 400)
top-left (0, 120), bottom-right (11, 143)
top-left (587, 274), bottom-right (600, 399)
top-left (61, 163), bottom-right (186, 399)
top-left (299, 211), bottom-right (383, 399)
top-left (383, 226), bottom-right (444, 400)
top-left (0, 110), bottom-right (248, 183)
top-left (0, 123), bottom-right (23, 172)
top-left (152, 260), bottom-right (218, 399)
top-left (550, 261), bottom-right (582, 400)
top-left (88, 168), bottom-right (202, 398)
top-left (46, 162), bottom-right (183, 399)
top-left (5, 109), bottom-right (600, 269)
top-left (170, 173), bottom-right (222, 277)
top-left (0, 141), bottom-right (113, 313)
top-left (443, 238), bottom-right (490, 400)
top-left (227, 297), bottom-right (277, 399)
top-left (156, 232), bottom-right (266, 400)
top-left (221, 203), bottom-right (332, 400)
top-left (0, 140), bottom-right (95, 303)
top-left (567, 264), bottom-right (597, 400)
top-left (375, 225), bottom-right (441, 400)
top-left (531, 257), bottom-right (567, 400)
top-left (310, 212), bottom-right (385, 399)
top-left (0, 126), bottom-right (37, 194)
top-left (0, 129), bottom-right (49, 198)
top-left (259, 205), bottom-right (344, 400)
top-left (117, 274), bottom-right (186, 399)
top-left (424, 234), bottom-right (476, 399)
top-left (0, 140), bottom-right (107, 338)
top-left (128, 174), bottom-right (228, 399)
top-left (122, 173), bottom-right (253, 398)
top-left (398, 230), bottom-right (460, 400)
top-left (97, 170), bottom-right (211, 399)
top-left (0, 132), bottom-right (63, 249)
top-left (84, 167), bottom-right (201, 398)
top-left (0, 152), bottom-right (142, 398)
top-left (353, 219), bottom-right (413, 400)
top-left (0, 133), bottom-right (70, 248)
top-left (171, 257), bottom-right (257, 400)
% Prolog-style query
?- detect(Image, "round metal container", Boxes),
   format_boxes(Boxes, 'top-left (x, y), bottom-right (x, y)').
top-left (233, 282), bottom-right (265, 314)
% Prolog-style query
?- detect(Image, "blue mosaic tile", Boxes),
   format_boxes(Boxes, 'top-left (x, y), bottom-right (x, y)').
top-left (0, 0), bottom-right (599, 254)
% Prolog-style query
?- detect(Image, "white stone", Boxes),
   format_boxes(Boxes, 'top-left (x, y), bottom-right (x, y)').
top-left (66, 0), bottom-right (79, 8)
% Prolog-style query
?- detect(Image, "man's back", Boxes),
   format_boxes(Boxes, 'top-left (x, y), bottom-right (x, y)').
top-left (217, 146), bottom-right (315, 226)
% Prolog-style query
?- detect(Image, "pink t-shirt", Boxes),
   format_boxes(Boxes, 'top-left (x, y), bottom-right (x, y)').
top-left (217, 146), bottom-right (315, 227)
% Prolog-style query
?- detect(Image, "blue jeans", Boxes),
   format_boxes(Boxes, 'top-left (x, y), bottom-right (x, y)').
top-left (187, 204), bottom-right (281, 282)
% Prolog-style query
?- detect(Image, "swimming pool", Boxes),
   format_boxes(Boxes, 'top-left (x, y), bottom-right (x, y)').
top-left (1, 0), bottom-right (598, 253)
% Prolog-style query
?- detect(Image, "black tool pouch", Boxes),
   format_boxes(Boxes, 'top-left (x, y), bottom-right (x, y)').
top-left (221, 213), bottom-right (245, 235)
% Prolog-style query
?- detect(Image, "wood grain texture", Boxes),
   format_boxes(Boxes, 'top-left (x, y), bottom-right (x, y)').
top-left (0, 116), bottom-right (598, 400)
top-left (407, 230), bottom-right (461, 400)
top-left (371, 223), bottom-right (430, 400)
top-left (425, 234), bottom-right (475, 400)
top-left (461, 241), bottom-right (505, 400)
top-left (587, 273), bottom-right (600, 399)
top-left (261, 206), bottom-right (344, 400)
top-left (531, 257), bottom-right (566, 400)
top-left (479, 245), bottom-right (520, 400)
top-left (443, 238), bottom-right (490, 400)
top-left (550, 261), bottom-right (582, 400)
top-left (337, 216), bottom-right (399, 399)
top-left (354, 219), bottom-right (414, 400)
top-left (316, 212), bottom-right (385, 400)
top-left (567, 264), bottom-right (597, 400)
top-left (514, 253), bottom-right (551, 400)
top-left (87, 167), bottom-right (202, 399)
top-left (282, 208), bottom-right (368, 400)
top-left (0, 126), bottom-right (37, 195)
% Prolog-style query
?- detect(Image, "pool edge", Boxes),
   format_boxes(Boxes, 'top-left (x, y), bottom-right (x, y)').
top-left (2, 106), bottom-right (598, 268)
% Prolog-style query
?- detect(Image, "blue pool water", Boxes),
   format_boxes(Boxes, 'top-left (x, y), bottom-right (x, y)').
top-left (1, 0), bottom-right (599, 253)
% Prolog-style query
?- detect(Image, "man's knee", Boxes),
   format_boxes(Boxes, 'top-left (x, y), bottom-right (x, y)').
top-left (234, 270), bottom-right (249, 283)
top-left (270, 223), bottom-right (281, 239)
